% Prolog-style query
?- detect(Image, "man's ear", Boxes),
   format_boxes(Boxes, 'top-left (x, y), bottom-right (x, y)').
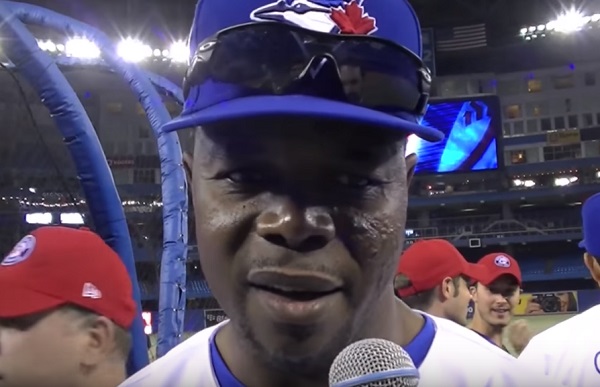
top-left (440, 276), bottom-right (454, 300)
top-left (405, 153), bottom-right (418, 185)
top-left (183, 152), bottom-right (194, 196)
top-left (80, 316), bottom-right (117, 367)
top-left (469, 284), bottom-right (478, 301)
top-left (583, 253), bottom-right (600, 284)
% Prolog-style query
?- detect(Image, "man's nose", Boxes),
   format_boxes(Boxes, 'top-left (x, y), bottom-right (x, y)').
top-left (255, 198), bottom-right (335, 252)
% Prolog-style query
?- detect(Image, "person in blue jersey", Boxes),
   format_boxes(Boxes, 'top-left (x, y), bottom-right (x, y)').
top-left (518, 192), bottom-right (600, 386)
top-left (120, 1), bottom-right (556, 386)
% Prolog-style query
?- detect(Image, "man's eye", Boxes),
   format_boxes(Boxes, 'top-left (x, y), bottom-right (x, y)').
top-left (337, 174), bottom-right (374, 188)
top-left (227, 170), bottom-right (267, 184)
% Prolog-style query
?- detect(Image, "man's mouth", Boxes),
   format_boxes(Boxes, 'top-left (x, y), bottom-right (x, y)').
top-left (247, 268), bottom-right (343, 298)
top-left (251, 284), bottom-right (340, 301)
top-left (247, 268), bottom-right (344, 323)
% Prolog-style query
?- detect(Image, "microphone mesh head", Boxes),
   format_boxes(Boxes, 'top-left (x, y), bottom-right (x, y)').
top-left (329, 338), bottom-right (419, 387)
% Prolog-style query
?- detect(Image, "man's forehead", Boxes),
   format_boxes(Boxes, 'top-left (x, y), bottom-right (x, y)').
top-left (485, 276), bottom-right (519, 290)
top-left (194, 119), bottom-right (406, 160)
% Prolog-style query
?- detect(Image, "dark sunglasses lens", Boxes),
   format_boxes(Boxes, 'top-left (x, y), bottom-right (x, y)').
top-left (187, 24), bottom-right (426, 112)
top-left (210, 27), bottom-right (308, 84)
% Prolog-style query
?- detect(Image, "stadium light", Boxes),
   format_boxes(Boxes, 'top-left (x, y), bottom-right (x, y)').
top-left (60, 212), bottom-right (85, 225)
top-left (554, 176), bottom-right (578, 187)
top-left (117, 38), bottom-right (152, 63)
top-left (38, 40), bottom-right (56, 52)
top-left (548, 9), bottom-right (587, 33)
top-left (169, 40), bottom-right (188, 63)
top-left (65, 37), bottom-right (101, 59)
top-left (34, 36), bottom-right (188, 65)
top-left (25, 212), bottom-right (53, 225)
top-left (519, 8), bottom-right (600, 40)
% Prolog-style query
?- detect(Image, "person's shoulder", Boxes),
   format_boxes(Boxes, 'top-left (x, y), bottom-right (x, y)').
top-left (531, 305), bottom-right (597, 345)
top-left (518, 306), bottom-right (600, 383)
top-left (430, 315), bottom-right (515, 361)
top-left (420, 316), bottom-right (555, 386)
top-left (118, 324), bottom-right (221, 387)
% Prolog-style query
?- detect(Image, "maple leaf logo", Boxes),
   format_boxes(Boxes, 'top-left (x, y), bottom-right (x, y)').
top-left (330, 0), bottom-right (377, 35)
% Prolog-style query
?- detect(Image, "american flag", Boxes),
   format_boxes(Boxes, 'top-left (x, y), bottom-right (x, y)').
top-left (436, 24), bottom-right (487, 52)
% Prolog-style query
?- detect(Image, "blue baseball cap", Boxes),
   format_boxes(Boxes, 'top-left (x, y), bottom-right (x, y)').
top-left (579, 192), bottom-right (600, 256)
top-left (162, 0), bottom-right (443, 142)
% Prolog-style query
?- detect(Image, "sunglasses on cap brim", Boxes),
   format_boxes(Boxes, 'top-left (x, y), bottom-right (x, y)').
top-left (183, 22), bottom-right (432, 116)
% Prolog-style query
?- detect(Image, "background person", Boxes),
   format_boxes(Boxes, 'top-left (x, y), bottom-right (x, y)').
top-left (470, 252), bottom-right (531, 354)
top-left (518, 192), bottom-right (600, 385)
top-left (394, 239), bottom-right (486, 326)
top-left (0, 226), bottom-right (136, 387)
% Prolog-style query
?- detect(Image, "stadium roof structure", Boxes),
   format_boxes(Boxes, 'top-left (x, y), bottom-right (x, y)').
top-left (16, 0), bottom-right (600, 76)
top-left (22, 0), bottom-right (597, 44)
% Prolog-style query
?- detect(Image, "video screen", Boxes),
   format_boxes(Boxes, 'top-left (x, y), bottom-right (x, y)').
top-left (407, 95), bottom-right (501, 175)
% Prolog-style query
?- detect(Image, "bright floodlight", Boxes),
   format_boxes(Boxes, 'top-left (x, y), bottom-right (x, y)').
top-left (117, 38), bottom-right (152, 63)
top-left (38, 40), bottom-right (56, 52)
top-left (169, 40), bottom-right (188, 63)
top-left (65, 37), bottom-right (101, 59)
top-left (550, 9), bottom-right (588, 33)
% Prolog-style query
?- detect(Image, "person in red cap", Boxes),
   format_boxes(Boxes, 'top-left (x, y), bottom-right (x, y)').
top-left (469, 252), bottom-right (525, 353)
top-left (0, 226), bottom-right (136, 387)
top-left (394, 239), bottom-right (487, 326)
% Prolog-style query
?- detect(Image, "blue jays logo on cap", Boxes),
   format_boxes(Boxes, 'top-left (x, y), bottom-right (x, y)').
top-left (250, 0), bottom-right (377, 35)
top-left (2, 235), bottom-right (36, 266)
top-left (494, 255), bottom-right (511, 268)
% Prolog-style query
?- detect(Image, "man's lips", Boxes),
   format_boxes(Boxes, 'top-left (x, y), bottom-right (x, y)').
top-left (247, 268), bottom-right (343, 300)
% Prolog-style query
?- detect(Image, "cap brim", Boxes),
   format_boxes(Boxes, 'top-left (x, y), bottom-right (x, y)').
top-left (479, 272), bottom-right (522, 287)
top-left (163, 95), bottom-right (444, 142)
top-left (464, 263), bottom-right (489, 284)
top-left (0, 283), bottom-right (65, 318)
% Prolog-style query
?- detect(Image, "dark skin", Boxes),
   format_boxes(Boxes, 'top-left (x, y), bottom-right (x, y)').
top-left (184, 117), bottom-right (423, 387)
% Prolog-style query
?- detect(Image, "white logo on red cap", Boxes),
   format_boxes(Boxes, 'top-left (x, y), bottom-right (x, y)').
top-left (494, 255), bottom-right (511, 268)
top-left (1, 235), bottom-right (36, 266)
top-left (82, 282), bottom-right (102, 299)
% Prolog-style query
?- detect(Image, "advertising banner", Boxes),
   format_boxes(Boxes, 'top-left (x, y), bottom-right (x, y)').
top-left (203, 308), bottom-right (228, 328)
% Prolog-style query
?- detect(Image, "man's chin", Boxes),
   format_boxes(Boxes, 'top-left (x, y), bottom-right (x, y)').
top-left (257, 333), bottom-right (339, 377)
top-left (249, 321), bottom-right (351, 373)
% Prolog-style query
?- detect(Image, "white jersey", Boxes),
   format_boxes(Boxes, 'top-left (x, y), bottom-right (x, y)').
top-left (518, 305), bottom-right (600, 386)
top-left (121, 314), bottom-right (553, 387)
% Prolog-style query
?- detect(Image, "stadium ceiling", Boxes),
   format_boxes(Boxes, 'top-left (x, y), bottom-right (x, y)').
top-left (18, 0), bottom-right (599, 42)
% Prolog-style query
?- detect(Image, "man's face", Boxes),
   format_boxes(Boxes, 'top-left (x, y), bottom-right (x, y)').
top-left (443, 276), bottom-right (472, 326)
top-left (472, 275), bottom-right (520, 328)
top-left (0, 309), bottom-right (86, 387)
top-left (189, 117), bottom-right (414, 374)
top-left (556, 293), bottom-right (570, 312)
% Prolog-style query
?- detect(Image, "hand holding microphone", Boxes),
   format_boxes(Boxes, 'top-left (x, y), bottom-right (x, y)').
top-left (329, 338), bottom-right (419, 387)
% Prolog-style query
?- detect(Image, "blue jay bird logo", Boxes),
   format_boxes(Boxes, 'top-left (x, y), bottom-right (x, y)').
top-left (250, 0), bottom-right (377, 34)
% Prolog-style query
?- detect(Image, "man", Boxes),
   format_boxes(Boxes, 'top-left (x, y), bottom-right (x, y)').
top-left (518, 192), bottom-right (600, 385)
top-left (0, 226), bottom-right (136, 387)
top-left (394, 239), bottom-right (485, 326)
top-left (469, 252), bottom-right (527, 353)
top-left (524, 291), bottom-right (578, 314)
top-left (121, 0), bottom-right (554, 386)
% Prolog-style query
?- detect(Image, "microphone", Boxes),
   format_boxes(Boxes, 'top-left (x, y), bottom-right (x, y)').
top-left (329, 338), bottom-right (419, 387)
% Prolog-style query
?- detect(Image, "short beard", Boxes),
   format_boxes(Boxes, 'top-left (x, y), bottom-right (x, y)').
top-left (232, 315), bottom-right (355, 381)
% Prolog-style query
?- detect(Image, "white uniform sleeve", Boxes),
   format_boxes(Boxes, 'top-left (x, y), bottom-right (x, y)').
top-left (485, 347), bottom-right (563, 387)
top-left (517, 333), bottom-right (551, 377)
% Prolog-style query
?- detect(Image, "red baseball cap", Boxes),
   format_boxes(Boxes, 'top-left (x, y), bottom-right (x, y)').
top-left (0, 226), bottom-right (136, 328)
top-left (476, 253), bottom-right (522, 286)
top-left (395, 239), bottom-right (487, 297)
